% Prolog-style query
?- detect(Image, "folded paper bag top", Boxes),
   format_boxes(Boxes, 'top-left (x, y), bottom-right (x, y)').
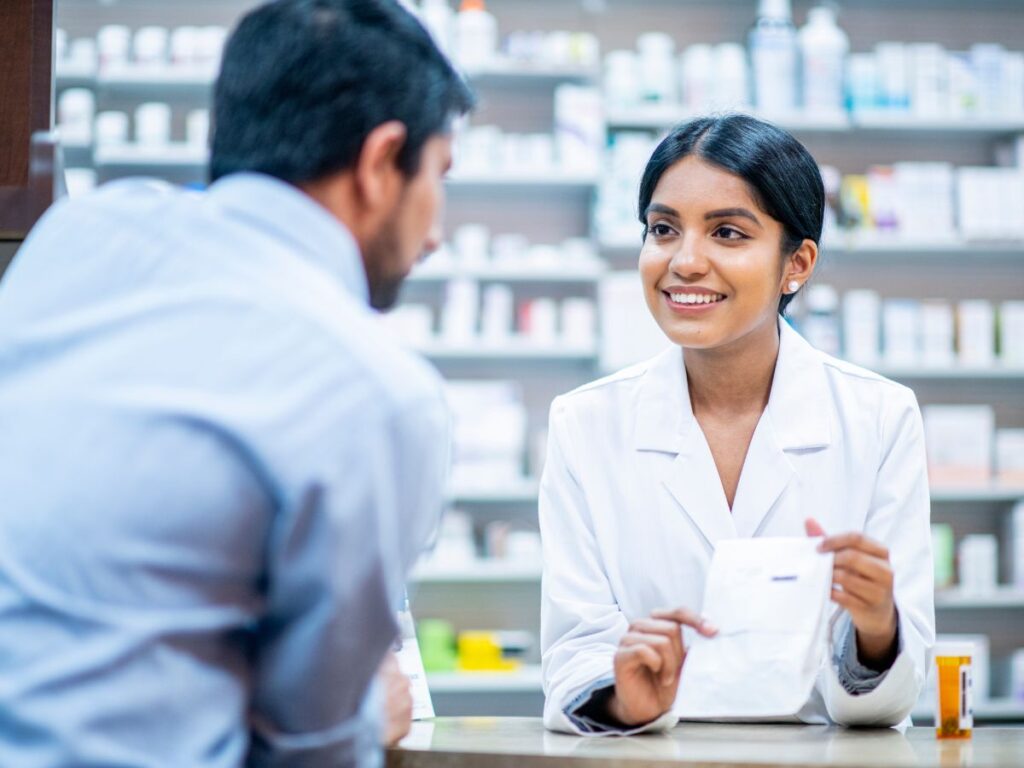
top-left (674, 537), bottom-right (835, 721)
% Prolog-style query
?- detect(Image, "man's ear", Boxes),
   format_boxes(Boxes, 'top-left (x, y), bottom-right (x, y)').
top-left (353, 120), bottom-right (408, 210)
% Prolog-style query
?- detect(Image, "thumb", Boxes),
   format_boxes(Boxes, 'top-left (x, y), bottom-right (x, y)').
top-left (805, 517), bottom-right (827, 538)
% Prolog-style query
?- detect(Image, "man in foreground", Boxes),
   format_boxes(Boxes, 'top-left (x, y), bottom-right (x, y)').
top-left (0, 1), bottom-right (473, 765)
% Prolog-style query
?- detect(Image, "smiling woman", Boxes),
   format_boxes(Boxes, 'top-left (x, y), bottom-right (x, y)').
top-left (539, 114), bottom-right (935, 737)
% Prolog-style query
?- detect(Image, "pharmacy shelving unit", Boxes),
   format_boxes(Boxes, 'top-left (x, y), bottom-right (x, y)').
top-left (604, 105), bottom-right (1024, 137)
top-left (55, 0), bottom-right (1024, 722)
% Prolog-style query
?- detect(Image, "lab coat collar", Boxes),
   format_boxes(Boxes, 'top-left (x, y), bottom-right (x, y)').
top-left (634, 319), bottom-right (832, 454)
top-left (634, 319), bottom-right (832, 546)
top-left (207, 172), bottom-right (370, 305)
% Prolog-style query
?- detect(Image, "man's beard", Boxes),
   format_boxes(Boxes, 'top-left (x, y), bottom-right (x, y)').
top-left (363, 226), bottom-right (408, 311)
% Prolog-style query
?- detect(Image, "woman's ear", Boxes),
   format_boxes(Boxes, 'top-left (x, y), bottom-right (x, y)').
top-left (783, 238), bottom-right (818, 292)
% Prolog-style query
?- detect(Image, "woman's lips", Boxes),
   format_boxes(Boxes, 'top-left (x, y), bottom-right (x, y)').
top-left (663, 290), bottom-right (727, 313)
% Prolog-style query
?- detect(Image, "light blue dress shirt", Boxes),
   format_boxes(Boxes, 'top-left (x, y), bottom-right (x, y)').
top-left (0, 174), bottom-right (448, 767)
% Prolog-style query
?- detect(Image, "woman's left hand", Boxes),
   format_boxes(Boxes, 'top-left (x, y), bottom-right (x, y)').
top-left (805, 518), bottom-right (898, 669)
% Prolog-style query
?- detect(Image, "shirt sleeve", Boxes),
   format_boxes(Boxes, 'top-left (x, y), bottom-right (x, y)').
top-left (540, 398), bottom-right (677, 736)
top-left (833, 611), bottom-right (901, 694)
top-left (247, 389), bottom-right (448, 767)
top-left (822, 387), bottom-right (935, 726)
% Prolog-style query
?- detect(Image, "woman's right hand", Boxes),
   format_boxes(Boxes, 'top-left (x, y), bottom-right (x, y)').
top-left (607, 608), bottom-right (718, 727)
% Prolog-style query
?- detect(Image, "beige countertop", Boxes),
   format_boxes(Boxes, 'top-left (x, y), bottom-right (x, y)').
top-left (388, 717), bottom-right (1024, 768)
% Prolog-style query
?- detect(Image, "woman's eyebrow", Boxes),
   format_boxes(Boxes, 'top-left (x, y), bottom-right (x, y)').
top-left (644, 202), bottom-right (679, 219)
top-left (704, 207), bottom-right (762, 227)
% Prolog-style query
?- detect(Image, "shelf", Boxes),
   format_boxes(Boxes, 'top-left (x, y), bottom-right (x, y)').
top-left (601, 238), bottom-right (1024, 260)
top-left (935, 588), bottom-right (1024, 609)
top-left (408, 262), bottom-right (606, 284)
top-left (447, 171), bottom-right (597, 189)
top-left (94, 144), bottom-right (207, 169)
top-left (426, 665), bottom-right (543, 693)
top-left (443, 483), bottom-right (1016, 505)
top-left (57, 65), bottom-right (217, 94)
top-left (55, 63), bottom-right (96, 88)
top-left (412, 560), bottom-right (542, 584)
top-left (605, 106), bottom-right (1024, 137)
top-left (874, 365), bottom-right (1024, 381)
top-left (463, 61), bottom-right (598, 85)
top-left (446, 479), bottom-right (539, 504)
top-left (605, 107), bottom-right (851, 133)
top-left (932, 487), bottom-right (1024, 503)
top-left (823, 239), bottom-right (1024, 260)
top-left (853, 113), bottom-right (1024, 135)
top-left (415, 341), bottom-right (597, 362)
top-left (912, 698), bottom-right (1024, 723)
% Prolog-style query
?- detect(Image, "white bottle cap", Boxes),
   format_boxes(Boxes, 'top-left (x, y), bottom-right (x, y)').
top-left (758, 0), bottom-right (792, 20)
top-left (807, 6), bottom-right (836, 26)
top-left (934, 641), bottom-right (975, 659)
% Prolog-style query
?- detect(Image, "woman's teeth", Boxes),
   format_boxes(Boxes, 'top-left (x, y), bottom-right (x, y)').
top-left (669, 292), bottom-right (725, 305)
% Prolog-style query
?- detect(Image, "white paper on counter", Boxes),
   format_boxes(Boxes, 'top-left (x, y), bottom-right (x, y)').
top-left (674, 537), bottom-right (834, 720)
top-left (396, 605), bottom-right (435, 720)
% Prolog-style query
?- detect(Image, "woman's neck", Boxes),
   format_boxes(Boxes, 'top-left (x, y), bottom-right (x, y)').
top-left (684, 317), bottom-right (781, 419)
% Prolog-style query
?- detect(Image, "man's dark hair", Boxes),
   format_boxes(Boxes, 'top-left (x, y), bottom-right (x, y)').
top-left (209, 0), bottom-right (475, 183)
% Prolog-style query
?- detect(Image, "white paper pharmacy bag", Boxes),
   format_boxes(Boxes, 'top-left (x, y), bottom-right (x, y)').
top-left (674, 537), bottom-right (834, 720)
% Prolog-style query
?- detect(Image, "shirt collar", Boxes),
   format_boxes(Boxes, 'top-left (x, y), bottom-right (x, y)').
top-left (634, 318), bottom-right (832, 453)
top-left (207, 172), bottom-right (370, 304)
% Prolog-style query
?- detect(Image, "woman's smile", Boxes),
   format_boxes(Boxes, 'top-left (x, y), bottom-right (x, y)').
top-left (663, 288), bottom-right (728, 313)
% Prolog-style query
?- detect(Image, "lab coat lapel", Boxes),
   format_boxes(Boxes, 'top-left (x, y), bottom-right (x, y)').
top-left (729, 416), bottom-right (794, 538)
top-left (635, 347), bottom-right (737, 550)
top-left (731, 321), bottom-right (833, 538)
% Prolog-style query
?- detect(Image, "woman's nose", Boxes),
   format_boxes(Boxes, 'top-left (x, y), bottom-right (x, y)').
top-left (668, 236), bottom-right (710, 278)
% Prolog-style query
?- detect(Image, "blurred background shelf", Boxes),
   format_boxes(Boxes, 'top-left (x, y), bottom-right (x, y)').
top-left (446, 479), bottom-right (539, 504)
top-left (427, 665), bottom-right (543, 694)
top-left (931, 487), bottom-right (1024, 502)
top-left (463, 61), bottom-right (597, 85)
top-left (446, 171), bottom-right (598, 189)
top-left (912, 698), bottom-right (1024, 723)
top-left (873, 365), bottom-right (1024, 381)
top-left (412, 560), bottom-right (543, 584)
top-left (440, 482), bottom-right (1023, 505)
top-left (935, 588), bottom-right (1024, 609)
top-left (604, 107), bottom-right (1024, 136)
top-left (601, 238), bottom-right (1024, 260)
top-left (93, 143), bottom-right (207, 168)
top-left (409, 263), bottom-right (606, 284)
top-left (414, 341), bottom-right (598, 362)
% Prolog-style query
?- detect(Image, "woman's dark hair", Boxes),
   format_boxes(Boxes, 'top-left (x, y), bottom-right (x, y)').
top-left (637, 114), bottom-right (824, 315)
top-left (210, 0), bottom-right (475, 183)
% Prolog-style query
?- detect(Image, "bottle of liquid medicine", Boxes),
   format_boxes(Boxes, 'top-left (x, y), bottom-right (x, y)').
top-left (799, 5), bottom-right (849, 115)
top-left (455, 0), bottom-right (497, 72)
top-left (419, 0), bottom-right (454, 57)
top-left (749, 0), bottom-right (798, 115)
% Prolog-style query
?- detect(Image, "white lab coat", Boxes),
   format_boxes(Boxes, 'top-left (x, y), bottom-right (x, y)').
top-left (540, 320), bottom-right (935, 734)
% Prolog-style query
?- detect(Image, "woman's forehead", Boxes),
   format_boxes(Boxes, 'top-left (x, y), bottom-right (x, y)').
top-left (651, 156), bottom-right (762, 212)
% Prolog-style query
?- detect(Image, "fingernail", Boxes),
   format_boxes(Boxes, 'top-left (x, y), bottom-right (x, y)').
top-left (702, 620), bottom-right (718, 633)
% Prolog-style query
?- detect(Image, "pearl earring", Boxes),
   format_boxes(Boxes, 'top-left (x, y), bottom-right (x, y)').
top-left (787, 280), bottom-right (800, 293)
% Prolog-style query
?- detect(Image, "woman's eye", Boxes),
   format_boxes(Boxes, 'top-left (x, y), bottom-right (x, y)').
top-left (713, 225), bottom-right (747, 240)
top-left (650, 223), bottom-right (675, 237)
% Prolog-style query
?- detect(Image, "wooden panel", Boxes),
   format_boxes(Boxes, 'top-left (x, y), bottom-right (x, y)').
top-left (0, 0), bottom-right (55, 240)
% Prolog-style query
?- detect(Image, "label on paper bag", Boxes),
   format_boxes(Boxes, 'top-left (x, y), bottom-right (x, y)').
top-left (674, 537), bottom-right (834, 720)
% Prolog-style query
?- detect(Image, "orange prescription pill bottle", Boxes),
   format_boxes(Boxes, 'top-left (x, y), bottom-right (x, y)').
top-left (934, 641), bottom-right (973, 739)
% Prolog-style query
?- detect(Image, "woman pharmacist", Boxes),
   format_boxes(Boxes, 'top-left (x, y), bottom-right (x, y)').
top-left (540, 115), bottom-right (935, 735)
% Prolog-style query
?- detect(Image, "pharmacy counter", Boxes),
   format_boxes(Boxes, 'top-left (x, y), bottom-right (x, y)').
top-left (388, 717), bottom-right (1024, 768)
